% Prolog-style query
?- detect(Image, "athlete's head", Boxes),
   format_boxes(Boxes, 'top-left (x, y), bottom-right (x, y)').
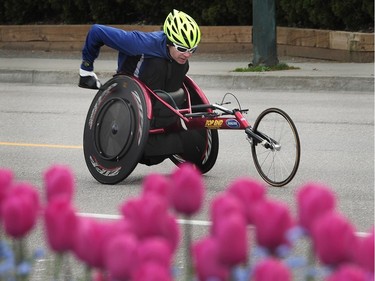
top-left (163, 9), bottom-right (201, 50)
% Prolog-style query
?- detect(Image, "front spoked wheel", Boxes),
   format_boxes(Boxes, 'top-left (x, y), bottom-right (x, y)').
top-left (251, 108), bottom-right (300, 187)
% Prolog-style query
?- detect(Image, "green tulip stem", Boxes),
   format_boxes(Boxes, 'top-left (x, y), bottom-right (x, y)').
top-left (184, 216), bottom-right (193, 281)
top-left (306, 241), bottom-right (315, 281)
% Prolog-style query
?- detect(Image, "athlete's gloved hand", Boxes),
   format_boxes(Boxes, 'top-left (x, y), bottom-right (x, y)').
top-left (78, 68), bottom-right (101, 90)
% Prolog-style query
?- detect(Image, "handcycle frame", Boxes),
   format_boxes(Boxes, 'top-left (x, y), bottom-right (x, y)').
top-left (146, 76), bottom-right (276, 150)
top-left (83, 74), bottom-right (300, 187)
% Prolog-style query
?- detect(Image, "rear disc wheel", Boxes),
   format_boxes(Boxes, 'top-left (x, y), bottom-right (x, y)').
top-left (83, 75), bottom-right (150, 184)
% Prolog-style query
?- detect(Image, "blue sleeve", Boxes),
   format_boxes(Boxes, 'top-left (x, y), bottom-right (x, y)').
top-left (81, 24), bottom-right (168, 71)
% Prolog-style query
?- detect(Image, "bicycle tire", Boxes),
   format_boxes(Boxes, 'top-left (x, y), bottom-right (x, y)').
top-left (83, 75), bottom-right (150, 184)
top-left (170, 128), bottom-right (219, 174)
top-left (251, 108), bottom-right (300, 187)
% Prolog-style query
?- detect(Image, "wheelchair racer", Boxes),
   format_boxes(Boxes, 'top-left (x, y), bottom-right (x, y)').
top-left (79, 10), bottom-right (206, 166)
top-left (79, 9), bottom-right (201, 93)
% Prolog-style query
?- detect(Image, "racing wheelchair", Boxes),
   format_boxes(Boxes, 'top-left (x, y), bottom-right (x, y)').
top-left (83, 74), bottom-right (300, 187)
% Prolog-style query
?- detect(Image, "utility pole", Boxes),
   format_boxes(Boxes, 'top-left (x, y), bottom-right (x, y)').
top-left (252, 0), bottom-right (279, 66)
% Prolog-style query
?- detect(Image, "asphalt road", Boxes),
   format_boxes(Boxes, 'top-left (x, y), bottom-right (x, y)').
top-left (0, 83), bottom-right (373, 230)
top-left (0, 82), bottom-right (373, 279)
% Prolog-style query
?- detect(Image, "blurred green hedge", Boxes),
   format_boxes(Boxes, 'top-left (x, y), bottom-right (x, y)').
top-left (0, 0), bottom-right (373, 32)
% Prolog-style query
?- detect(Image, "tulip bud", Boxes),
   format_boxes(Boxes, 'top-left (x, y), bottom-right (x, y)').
top-left (1, 183), bottom-right (39, 238)
top-left (170, 163), bottom-right (204, 216)
top-left (132, 261), bottom-right (173, 281)
top-left (253, 258), bottom-right (292, 281)
top-left (215, 213), bottom-right (248, 266)
top-left (44, 198), bottom-right (77, 252)
top-left (192, 237), bottom-right (230, 281)
top-left (142, 173), bottom-right (172, 202)
top-left (311, 211), bottom-right (356, 266)
top-left (104, 232), bottom-right (139, 281)
top-left (137, 238), bottom-right (172, 268)
top-left (160, 213), bottom-right (180, 253)
top-left (227, 177), bottom-right (266, 224)
top-left (210, 193), bottom-right (245, 235)
top-left (121, 194), bottom-right (169, 240)
top-left (296, 182), bottom-right (336, 233)
top-left (73, 218), bottom-right (109, 269)
top-left (44, 165), bottom-right (75, 203)
top-left (253, 199), bottom-right (293, 252)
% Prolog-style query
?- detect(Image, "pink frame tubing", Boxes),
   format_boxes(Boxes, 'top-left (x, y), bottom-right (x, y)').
top-left (132, 75), bottom-right (251, 134)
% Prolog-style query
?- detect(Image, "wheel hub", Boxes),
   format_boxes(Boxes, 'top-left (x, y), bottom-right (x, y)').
top-left (111, 122), bottom-right (119, 135)
top-left (94, 98), bottom-right (135, 160)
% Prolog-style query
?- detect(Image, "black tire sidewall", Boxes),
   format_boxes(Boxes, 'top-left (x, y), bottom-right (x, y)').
top-left (170, 128), bottom-right (219, 174)
top-left (83, 75), bottom-right (150, 184)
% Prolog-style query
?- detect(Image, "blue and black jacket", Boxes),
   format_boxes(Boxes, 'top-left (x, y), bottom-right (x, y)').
top-left (81, 24), bottom-right (189, 92)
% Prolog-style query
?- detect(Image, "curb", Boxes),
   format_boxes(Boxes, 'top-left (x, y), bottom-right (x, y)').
top-left (189, 74), bottom-right (374, 92)
top-left (0, 69), bottom-right (373, 92)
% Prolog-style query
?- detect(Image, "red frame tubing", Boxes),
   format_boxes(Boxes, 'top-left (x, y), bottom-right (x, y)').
top-left (133, 75), bottom-right (251, 134)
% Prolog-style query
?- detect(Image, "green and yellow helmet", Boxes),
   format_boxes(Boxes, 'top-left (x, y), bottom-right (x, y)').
top-left (163, 9), bottom-right (201, 49)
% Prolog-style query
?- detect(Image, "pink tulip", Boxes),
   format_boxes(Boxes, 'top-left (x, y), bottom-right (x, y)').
top-left (253, 199), bottom-right (293, 252)
top-left (142, 173), bottom-right (172, 202)
top-left (352, 227), bottom-right (374, 273)
top-left (132, 261), bottom-right (173, 281)
top-left (170, 163), bottom-right (204, 216)
top-left (44, 197), bottom-right (77, 252)
top-left (252, 258), bottom-right (292, 281)
top-left (120, 197), bottom-right (142, 222)
top-left (104, 232), bottom-right (139, 281)
top-left (227, 177), bottom-right (266, 224)
top-left (73, 218), bottom-right (110, 269)
top-left (120, 194), bottom-right (170, 240)
top-left (159, 213), bottom-right (180, 253)
top-left (192, 237), bottom-right (230, 281)
top-left (215, 213), bottom-right (248, 266)
top-left (107, 219), bottom-right (134, 237)
top-left (97, 219), bottom-right (135, 272)
top-left (210, 193), bottom-right (245, 235)
top-left (44, 165), bottom-right (75, 203)
top-left (11, 182), bottom-right (39, 206)
top-left (297, 182), bottom-right (336, 233)
top-left (311, 211), bottom-right (356, 266)
top-left (0, 168), bottom-right (13, 206)
top-left (137, 238), bottom-right (172, 268)
top-left (1, 183), bottom-right (39, 238)
top-left (325, 264), bottom-right (370, 281)
top-left (121, 196), bottom-right (179, 252)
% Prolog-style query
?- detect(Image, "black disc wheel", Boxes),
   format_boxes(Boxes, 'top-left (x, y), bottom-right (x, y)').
top-left (251, 108), bottom-right (300, 187)
top-left (83, 75), bottom-right (150, 184)
top-left (170, 128), bottom-right (219, 174)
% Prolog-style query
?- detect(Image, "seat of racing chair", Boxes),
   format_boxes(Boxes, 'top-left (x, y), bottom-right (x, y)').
top-left (154, 88), bottom-right (186, 109)
top-left (151, 88), bottom-right (186, 128)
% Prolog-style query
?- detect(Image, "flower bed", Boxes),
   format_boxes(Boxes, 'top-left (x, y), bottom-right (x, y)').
top-left (0, 164), bottom-right (374, 281)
